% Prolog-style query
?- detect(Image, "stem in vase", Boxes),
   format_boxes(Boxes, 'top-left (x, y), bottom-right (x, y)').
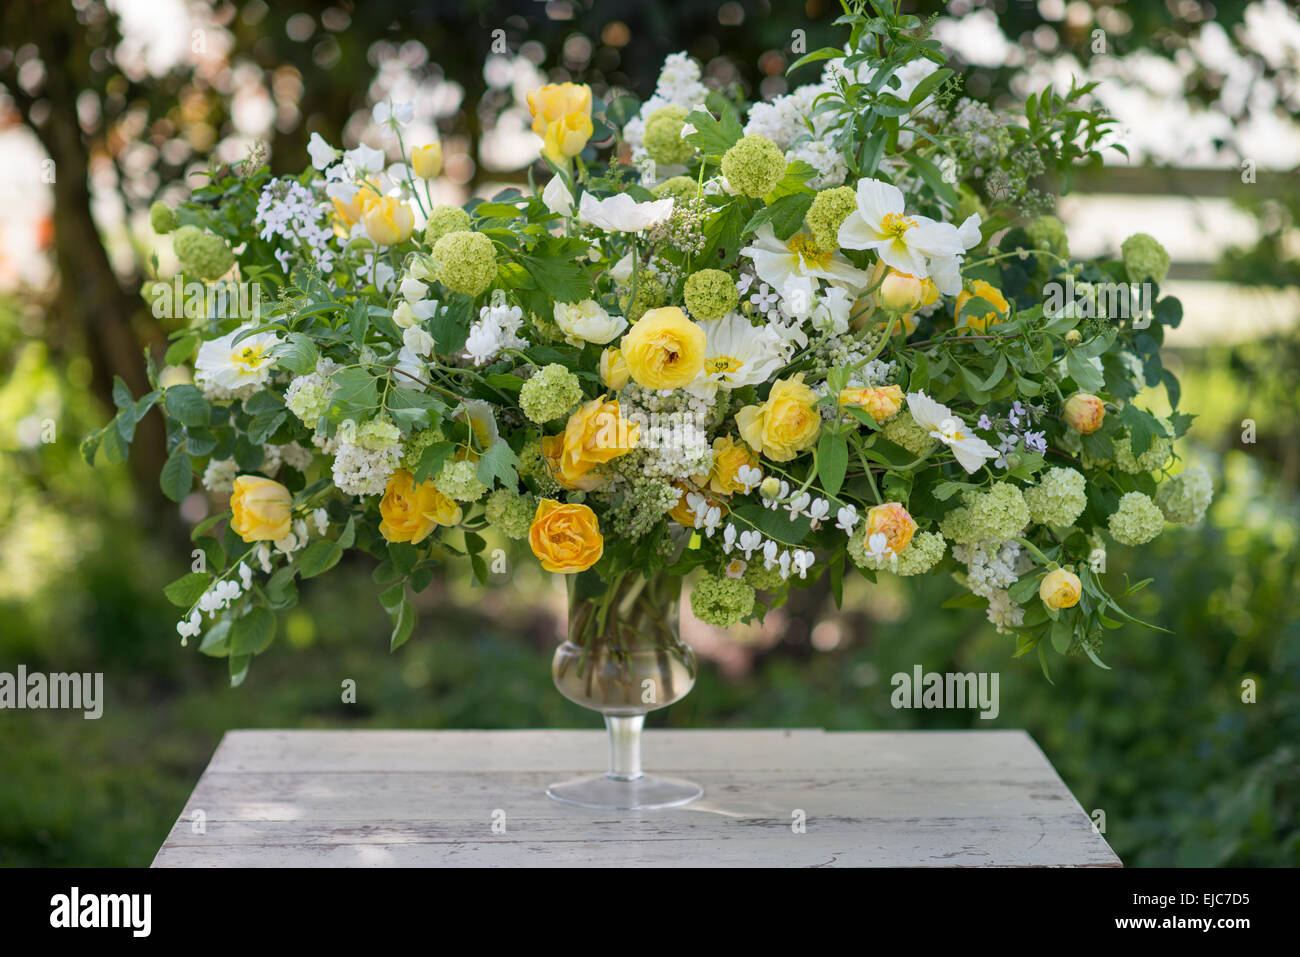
top-left (605, 714), bottom-right (644, 781)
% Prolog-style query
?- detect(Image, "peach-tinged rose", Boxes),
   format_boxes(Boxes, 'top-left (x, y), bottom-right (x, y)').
top-left (599, 346), bottom-right (630, 391)
top-left (1039, 568), bottom-right (1082, 611)
top-left (699, 435), bottom-right (760, 496)
top-left (527, 83), bottom-right (594, 162)
top-left (379, 469), bottom-right (462, 544)
top-left (411, 143), bottom-right (443, 179)
top-left (1063, 392), bottom-right (1106, 435)
top-left (879, 270), bottom-right (926, 312)
top-left (528, 498), bottom-right (603, 573)
top-left (363, 196), bottom-right (415, 246)
top-left (558, 396), bottom-right (639, 486)
top-left (230, 476), bottom-right (293, 542)
top-left (735, 374), bottom-right (821, 462)
top-left (839, 384), bottom-right (904, 423)
top-left (864, 501), bottom-right (917, 554)
top-left (620, 307), bottom-right (706, 390)
top-left (955, 279), bottom-right (1009, 332)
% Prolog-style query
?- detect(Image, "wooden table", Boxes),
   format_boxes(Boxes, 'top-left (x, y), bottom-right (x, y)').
top-left (152, 729), bottom-right (1120, 867)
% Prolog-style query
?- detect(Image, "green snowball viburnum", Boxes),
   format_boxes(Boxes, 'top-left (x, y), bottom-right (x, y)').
top-left (880, 411), bottom-right (937, 458)
top-left (1023, 467), bottom-right (1087, 526)
top-left (618, 275), bottom-right (668, 321)
top-left (940, 483), bottom-right (1031, 545)
top-left (1108, 491), bottom-right (1164, 545)
top-left (742, 562), bottom-right (785, 592)
top-left (484, 487), bottom-right (537, 540)
top-left (1155, 465), bottom-right (1213, 526)
top-left (720, 134), bottom-right (786, 198)
top-left (435, 458), bottom-right (488, 503)
top-left (355, 416), bottom-right (402, 451)
top-left (400, 426), bottom-right (447, 470)
top-left (651, 175), bottom-right (698, 204)
top-left (519, 363), bottom-right (583, 424)
top-left (517, 437), bottom-right (561, 496)
top-left (432, 230), bottom-right (497, 296)
top-left (424, 205), bottom-right (472, 244)
top-left (1113, 418), bottom-right (1174, 474)
top-left (173, 225), bottom-right (235, 280)
top-left (848, 529), bottom-right (947, 576)
top-left (683, 269), bottom-right (739, 321)
top-left (1121, 232), bottom-right (1171, 284)
top-left (643, 106), bottom-right (694, 166)
top-left (1026, 215), bottom-right (1069, 260)
top-left (690, 573), bottom-right (756, 627)
top-left (150, 201), bottom-right (177, 234)
top-left (806, 185), bottom-right (858, 252)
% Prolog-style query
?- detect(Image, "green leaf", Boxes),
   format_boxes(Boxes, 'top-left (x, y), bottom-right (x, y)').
top-left (229, 654), bottom-right (251, 687)
top-left (198, 620), bottom-right (232, 658)
top-left (732, 503), bottom-right (811, 546)
top-left (475, 441), bottom-right (521, 489)
top-left (414, 440), bottom-right (456, 484)
top-left (230, 606), bottom-right (276, 656)
top-left (390, 598), bottom-right (416, 651)
top-left (274, 333), bottom-right (318, 375)
top-left (164, 385), bottom-right (210, 427)
top-left (296, 539), bottom-right (343, 579)
top-left (160, 447), bottom-right (193, 502)
top-left (682, 107), bottom-right (743, 156)
top-left (164, 571), bottom-right (212, 607)
top-left (817, 432), bottom-right (849, 498)
top-left (1066, 351), bottom-right (1105, 393)
top-left (745, 192), bottom-right (813, 241)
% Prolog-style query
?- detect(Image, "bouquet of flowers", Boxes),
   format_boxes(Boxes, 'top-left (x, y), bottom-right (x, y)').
top-left (90, 3), bottom-right (1211, 687)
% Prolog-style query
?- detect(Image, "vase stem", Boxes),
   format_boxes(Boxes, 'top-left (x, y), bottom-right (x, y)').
top-left (605, 714), bottom-right (644, 781)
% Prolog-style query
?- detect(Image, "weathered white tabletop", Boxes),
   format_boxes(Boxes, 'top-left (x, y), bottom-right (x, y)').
top-left (152, 729), bottom-right (1120, 867)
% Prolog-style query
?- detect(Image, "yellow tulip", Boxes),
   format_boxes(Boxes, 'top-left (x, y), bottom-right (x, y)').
top-left (527, 83), bottom-right (594, 163)
top-left (363, 196), bottom-right (415, 246)
top-left (230, 476), bottom-right (292, 542)
top-left (411, 143), bottom-right (443, 179)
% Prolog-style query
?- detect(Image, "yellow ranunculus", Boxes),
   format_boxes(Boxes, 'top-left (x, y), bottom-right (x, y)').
top-left (1063, 392), bottom-right (1106, 435)
top-left (411, 143), bottom-right (443, 179)
top-left (332, 180), bottom-right (381, 229)
top-left (864, 501), bottom-right (917, 554)
top-left (619, 306), bottom-right (706, 390)
top-left (1039, 567), bottom-right (1082, 611)
top-left (528, 498), bottom-right (603, 573)
top-left (955, 279), bottom-right (1009, 332)
top-left (230, 476), bottom-right (293, 542)
top-left (839, 384), bottom-right (904, 423)
top-left (363, 196), bottom-right (415, 246)
top-left (527, 83), bottom-right (593, 163)
top-left (698, 435), bottom-right (759, 495)
top-left (558, 396), bottom-right (639, 487)
top-left (378, 469), bottom-right (462, 544)
top-left (599, 346), bottom-right (630, 391)
top-left (735, 374), bottom-right (821, 462)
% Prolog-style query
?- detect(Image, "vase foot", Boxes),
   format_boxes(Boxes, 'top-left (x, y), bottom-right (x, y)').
top-left (546, 773), bottom-right (703, 810)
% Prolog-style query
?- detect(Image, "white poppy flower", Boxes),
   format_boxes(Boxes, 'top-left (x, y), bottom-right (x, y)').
top-left (542, 175), bottom-right (575, 216)
top-left (906, 390), bottom-right (999, 474)
top-left (195, 326), bottom-right (282, 390)
top-left (838, 178), bottom-right (964, 278)
top-left (578, 192), bottom-right (674, 233)
top-left (697, 312), bottom-right (787, 388)
top-left (345, 143), bottom-right (387, 175)
top-left (740, 224), bottom-right (870, 292)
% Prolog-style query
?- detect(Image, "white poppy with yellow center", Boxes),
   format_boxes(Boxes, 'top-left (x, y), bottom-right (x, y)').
top-left (838, 178), bottom-right (964, 278)
top-left (740, 224), bottom-right (871, 294)
top-left (905, 390), bottom-right (998, 474)
top-left (195, 326), bottom-right (283, 391)
top-left (697, 312), bottom-right (788, 389)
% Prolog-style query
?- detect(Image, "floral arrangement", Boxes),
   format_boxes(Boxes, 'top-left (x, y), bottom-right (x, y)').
top-left (89, 4), bottom-right (1211, 684)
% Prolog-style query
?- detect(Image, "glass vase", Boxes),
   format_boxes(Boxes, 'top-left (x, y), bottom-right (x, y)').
top-left (547, 569), bottom-right (703, 810)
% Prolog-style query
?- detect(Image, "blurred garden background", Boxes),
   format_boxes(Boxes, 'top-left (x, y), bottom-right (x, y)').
top-left (1, 0), bottom-right (1298, 867)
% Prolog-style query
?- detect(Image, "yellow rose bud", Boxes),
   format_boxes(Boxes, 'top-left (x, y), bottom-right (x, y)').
top-left (1039, 567), bottom-right (1082, 611)
top-left (230, 476), bottom-right (293, 542)
top-left (527, 82), bottom-right (594, 163)
top-left (528, 498), bottom-right (604, 573)
top-left (839, 384), bottom-right (904, 423)
top-left (1063, 392), bottom-right (1106, 435)
top-left (363, 196), bottom-right (415, 246)
top-left (956, 279), bottom-right (1010, 332)
top-left (864, 501), bottom-right (917, 554)
top-left (619, 306), bottom-right (706, 390)
top-left (599, 346), bottom-right (630, 391)
top-left (700, 435), bottom-right (759, 496)
top-left (735, 374), bottom-right (821, 462)
top-left (411, 143), bottom-right (443, 179)
top-left (558, 396), bottom-right (639, 487)
top-left (378, 469), bottom-right (462, 544)
top-left (879, 269), bottom-right (926, 313)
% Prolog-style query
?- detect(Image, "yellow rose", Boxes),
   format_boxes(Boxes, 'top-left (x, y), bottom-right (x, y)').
top-left (539, 434), bottom-right (602, 491)
top-left (1039, 568), bottom-right (1082, 611)
top-left (230, 476), bottom-right (292, 542)
top-left (668, 483), bottom-right (728, 528)
top-left (839, 384), bottom-right (904, 423)
top-left (620, 306), bottom-right (706, 390)
top-left (528, 498), bottom-right (604, 573)
top-left (1063, 392), bottom-right (1106, 435)
top-left (879, 270), bottom-right (926, 313)
top-left (698, 435), bottom-right (759, 495)
top-left (332, 179), bottom-right (381, 229)
top-left (527, 83), bottom-right (594, 163)
top-left (735, 374), bottom-right (821, 462)
top-left (599, 346), bottom-right (630, 391)
top-left (955, 279), bottom-right (1009, 332)
top-left (378, 469), bottom-right (462, 544)
top-left (411, 143), bottom-right (443, 179)
top-left (363, 196), bottom-right (415, 246)
top-left (558, 396), bottom-right (639, 487)
top-left (864, 501), bottom-right (917, 554)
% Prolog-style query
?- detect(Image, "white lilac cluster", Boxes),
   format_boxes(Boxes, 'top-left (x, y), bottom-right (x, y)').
top-left (624, 408), bottom-right (715, 481)
top-left (254, 177), bottom-right (337, 274)
top-left (952, 539), bottom-right (1034, 634)
top-left (624, 53), bottom-right (710, 180)
top-left (718, 522), bottom-right (816, 581)
top-left (464, 295), bottom-right (528, 366)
